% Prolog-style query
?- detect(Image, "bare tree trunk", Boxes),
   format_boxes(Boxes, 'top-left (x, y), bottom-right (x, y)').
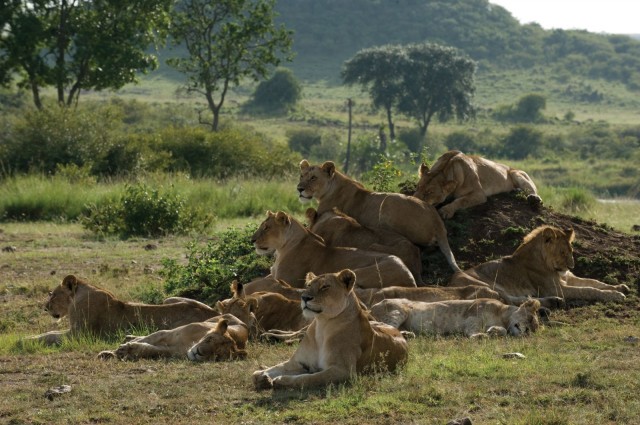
top-left (344, 98), bottom-right (353, 174)
top-left (386, 107), bottom-right (395, 141)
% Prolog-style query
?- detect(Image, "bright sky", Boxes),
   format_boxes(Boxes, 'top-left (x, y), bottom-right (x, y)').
top-left (489, 0), bottom-right (639, 34)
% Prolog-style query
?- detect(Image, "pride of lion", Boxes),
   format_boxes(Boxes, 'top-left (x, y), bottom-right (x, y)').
top-left (27, 153), bottom-right (630, 391)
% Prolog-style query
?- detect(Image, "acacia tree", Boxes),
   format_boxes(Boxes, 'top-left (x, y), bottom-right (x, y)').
top-left (168, 0), bottom-right (293, 131)
top-left (0, 0), bottom-right (174, 109)
top-left (398, 43), bottom-right (477, 137)
top-left (341, 45), bottom-right (405, 141)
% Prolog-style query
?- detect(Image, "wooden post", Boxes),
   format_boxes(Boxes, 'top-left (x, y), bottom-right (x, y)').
top-left (345, 98), bottom-right (353, 174)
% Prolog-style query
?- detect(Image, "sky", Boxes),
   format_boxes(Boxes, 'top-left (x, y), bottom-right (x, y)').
top-left (489, 0), bottom-right (639, 34)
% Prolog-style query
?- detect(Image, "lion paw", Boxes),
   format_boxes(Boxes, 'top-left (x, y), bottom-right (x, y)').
top-left (486, 326), bottom-right (508, 337)
top-left (542, 296), bottom-right (565, 309)
top-left (97, 350), bottom-right (117, 360)
top-left (438, 206), bottom-right (456, 220)
top-left (608, 291), bottom-right (626, 302)
top-left (114, 343), bottom-right (136, 360)
top-left (252, 371), bottom-right (274, 391)
top-left (614, 284), bottom-right (631, 295)
top-left (527, 194), bottom-right (543, 209)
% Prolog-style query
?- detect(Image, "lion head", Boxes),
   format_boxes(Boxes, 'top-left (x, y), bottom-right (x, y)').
top-left (506, 299), bottom-right (541, 336)
top-left (297, 159), bottom-right (337, 203)
top-left (414, 163), bottom-right (457, 205)
top-left (216, 281), bottom-right (258, 334)
top-left (300, 269), bottom-right (356, 320)
top-left (519, 226), bottom-right (575, 273)
top-left (45, 275), bottom-right (81, 319)
top-left (187, 319), bottom-right (248, 362)
top-left (251, 211), bottom-right (292, 255)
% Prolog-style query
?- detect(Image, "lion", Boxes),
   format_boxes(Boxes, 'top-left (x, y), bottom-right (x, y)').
top-left (355, 285), bottom-right (501, 308)
top-left (251, 211), bottom-right (416, 288)
top-left (305, 207), bottom-right (423, 283)
top-left (297, 160), bottom-right (460, 272)
top-left (98, 315), bottom-right (248, 362)
top-left (414, 150), bottom-right (542, 219)
top-left (243, 276), bottom-right (303, 300)
top-left (252, 269), bottom-right (409, 390)
top-left (448, 226), bottom-right (629, 308)
top-left (370, 298), bottom-right (542, 338)
top-left (28, 275), bottom-right (219, 346)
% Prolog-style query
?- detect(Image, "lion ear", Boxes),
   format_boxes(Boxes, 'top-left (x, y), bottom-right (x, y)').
top-left (305, 207), bottom-right (317, 225)
top-left (215, 319), bottom-right (229, 334)
top-left (542, 227), bottom-right (557, 243)
top-left (215, 301), bottom-right (223, 313)
top-left (419, 163), bottom-right (429, 176)
top-left (246, 297), bottom-right (258, 313)
top-left (275, 211), bottom-right (290, 225)
top-left (565, 227), bottom-right (575, 243)
top-left (299, 159), bottom-right (310, 170)
top-left (63, 275), bottom-right (78, 293)
top-left (231, 280), bottom-right (245, 299)
top-left (337, 269), bottom-right (356, 291)
top-left (305, 272), bottom-right (317, 283)
top-left (522, 299), bottom-right (541, 313)
top-left (321, 161), bottom-right (336, 177)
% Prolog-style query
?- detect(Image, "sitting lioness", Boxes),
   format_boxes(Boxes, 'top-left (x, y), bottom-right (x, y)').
top-left (98, 315), bottom-right (249, 362)
top-left (297, 160), bottom-right (460, 272)
top-left (252, 269), bottom-right (409, 390)
top-left (28, 275), bottom-right (218, 345)
top-left (370, 298), bottom-right (542, 338)
top-left (305, 207), bottom-right (422, 283)
top-left (251, 211), bottom-right (416, 288)
top-left (414, 150), bottom-right (542, 218)
top-left (448, 226), bottom-right (629, 307)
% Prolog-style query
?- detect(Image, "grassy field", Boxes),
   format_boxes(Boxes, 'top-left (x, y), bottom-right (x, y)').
top-left (0, 213), bottom-right (639, 424)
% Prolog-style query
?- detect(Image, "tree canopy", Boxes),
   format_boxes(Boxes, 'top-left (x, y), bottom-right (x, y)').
top-left (0, 0), bottom-right (173, 109)
top-left (168, 0), bottom-right (293, 131)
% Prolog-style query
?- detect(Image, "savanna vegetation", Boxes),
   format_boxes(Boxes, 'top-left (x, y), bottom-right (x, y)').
top-left (1, 0), bottom-right (639, 423)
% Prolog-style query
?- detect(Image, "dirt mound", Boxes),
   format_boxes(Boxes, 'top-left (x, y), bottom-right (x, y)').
top-left (422, 191), bottom-right (640, 291)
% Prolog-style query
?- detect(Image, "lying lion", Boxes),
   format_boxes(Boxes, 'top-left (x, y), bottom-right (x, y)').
top-left (251, 210), bottom-right (416, 288)
top-left (98, 315), bottom-right (249, 362)
top-left (355, 285), bottom-right (501, 308)
top-left (27, 275), bottom-right (219, 345)
top-left (253, 269), bottom-right (409, 390)
top-left (448, 226), bottom-right (629, 307)
top-left (414, 150), bottom-right (542, 218)
top-left (306, 207), bottom-right (422, 283)
top-left (370, 298), bottom-right (542, 338)
top-left (243, 276), bottom-right (303, 300)
top-left (297, 159), bottom-right (460, 272)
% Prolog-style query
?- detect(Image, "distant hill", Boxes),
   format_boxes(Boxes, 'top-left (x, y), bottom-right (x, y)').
top-left (270, 0), bottom-right (640, 88)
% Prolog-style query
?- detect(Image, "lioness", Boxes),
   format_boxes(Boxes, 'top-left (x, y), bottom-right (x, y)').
top-left (251, 211), bottom-right (416, 288)
top-left (449, 226), bottom-right (629, 307)
top-left (98, 315), bottom-right (248, 362)
top-left (243, 276), bottom-right (303, 300)
top-left (28, 275), bottom-right (218, 345)
top-left (370, 298), bottom-right (542, 338)
top-left (297, 160), bottom-right (460, 272)
top-left (414, 150), bottom-right (542, 218)
top-left (306, 207), bottom-right (422, 283)
top-left (252, 269), bottom-right (409, 390)
top-left (355, 285), bottom-right (501, 308)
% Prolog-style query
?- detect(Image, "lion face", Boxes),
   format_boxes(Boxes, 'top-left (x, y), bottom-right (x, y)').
top-left (44, 275), bottom-right (78, 319)
top-left (251, 211), bottom-right (291, 255)
top-left (542, 227), bottom-right (575, 272)
top-left (414, 164), bottom-right (456, 205)
top-left (507, 299), bottom-right (541, 336)
top-left (297, 160), bottom-right (335, 203)
top-left (215, 282), bottom-right (258, 332)
top-left (187, 320), bottom-right (247, 362)
top-left (300, 269), bottom-right (356, 320)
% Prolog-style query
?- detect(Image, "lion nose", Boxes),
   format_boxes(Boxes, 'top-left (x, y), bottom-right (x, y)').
top-left (301, 295), bottom-right (313, 303)
top-left (296, 185), bottom-right (304, 194)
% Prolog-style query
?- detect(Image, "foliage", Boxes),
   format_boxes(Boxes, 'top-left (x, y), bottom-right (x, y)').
top-left (362, 156), bottom-right (403, 192)
top-left (287, 128), bottom-right (322, 157)
top-left (493, 93), bottom-right (547, 123)
top-left (81, 184), bottom-right (212, 238)
top-left (499, 125), bottom-right (544, 160)
top-left (0, 0), bottom-right (173, 108)
top-left (161, 224), bottom-right (271, 303)
top-left (244, 68), bottom-right (302, 114)
top-left (167, 0), bottom-right (293, 130)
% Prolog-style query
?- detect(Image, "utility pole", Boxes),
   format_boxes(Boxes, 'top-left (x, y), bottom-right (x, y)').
top-left (345, 98), bottom-right (353, 174)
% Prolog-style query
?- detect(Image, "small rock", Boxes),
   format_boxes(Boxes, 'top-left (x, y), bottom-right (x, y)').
top-left (623, 336), bottom-right (638, 344)
top-left (502, 352), bottom-right (526, 359)
top-left (144, 243), bottom-right (158, 251)
top-left (447, 418), bottom-right (473, 425)
top-left (2, 246), bottom-right (17, 253)
top-left (631, 225), bottom-right (640, 232)
top-left (44, 384), bottom-right (72, 401)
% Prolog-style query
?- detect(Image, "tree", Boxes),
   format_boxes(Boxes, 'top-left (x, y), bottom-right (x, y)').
top-left (168, 0), bottom-right (293, 131)
top-left (341, 45), bottom-right (405, 141)
top-left (0, 0), bottom-right (173, 109)
top-left (398, 43), bottom-right (476, 138)
top-left (245, 67), bottom-right (301, 114)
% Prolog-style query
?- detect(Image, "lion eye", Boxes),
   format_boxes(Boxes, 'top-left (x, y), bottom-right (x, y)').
top-left (320, 285), bottom-right (329, 292)
top-left (310, 176), bottom-right (316, 181)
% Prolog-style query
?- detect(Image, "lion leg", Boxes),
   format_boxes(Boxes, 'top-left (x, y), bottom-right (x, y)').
top-left (563, 272), bottom-right (630, 294)
top-left (509, 169), bottom-right (541, 206)
top-left (439, 191), bottom-right (487, 219)
top-left (272, 365), bottom-right (353, 389)
top-left (115, 341), bottom-right (181, 360)
top-left (253, 359), bottom-right (310, 390)
top-left (556, 285), bottom-right (626, 303)
top-left (23, 330), bottom-right (69, 346)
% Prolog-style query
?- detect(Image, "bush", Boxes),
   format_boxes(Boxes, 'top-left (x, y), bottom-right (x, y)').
top-left (81, 183), bottom-right (212, 238)
top-left (244, 68), bottom-right (302, 115)
top-left (287, 128), bottom-right (322, 157)
top-left (499, 125), bottom-right (544, 160)
top-left (160, 225), bottom-right (272, 303)
top-left (493, 93), bottom-right (546, 123)
top-left (444, 131), bottom-right (478, 153)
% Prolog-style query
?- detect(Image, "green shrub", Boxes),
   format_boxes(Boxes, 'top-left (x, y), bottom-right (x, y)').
top-left (81, 183), bottom-right (212, 238)
top-left (500, 125), bottom-right (544, 160)
top-left (160, 225), bottom-right (272, 303)
top-left (287, 128), bottom-right (322, 157)
top-left (244, 68), bottom-right (302, 115)
top-left (444, 131), bottom-right (478, 153)
top-left (362, 156), bottom-right (402, 192)
top-left (493, 93), bottom-right (547, 123)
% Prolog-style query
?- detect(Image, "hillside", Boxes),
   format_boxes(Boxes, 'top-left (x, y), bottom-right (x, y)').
top-left (267, 0), bottom-right (640, 88)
